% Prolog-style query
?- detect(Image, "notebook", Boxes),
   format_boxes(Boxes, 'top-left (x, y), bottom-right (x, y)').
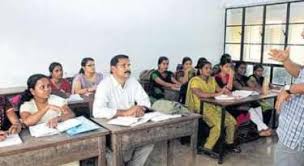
top-left (0, 134), bottom-right (23, 147)
top-left (107, 112), bottom-right (182, 127)
top-left (29, 118), bottom-right (82, 137)
top-left (66, 116), bottom-right (101, 136)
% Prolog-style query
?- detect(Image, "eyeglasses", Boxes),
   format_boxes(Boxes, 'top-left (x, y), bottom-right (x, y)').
top-left (86, 64), bottom-right (95, 67)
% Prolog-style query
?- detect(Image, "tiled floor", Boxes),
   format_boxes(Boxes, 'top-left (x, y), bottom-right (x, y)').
top-left (195, 135), bottom-right (278, 166)
top-left (146, 133), bottom-right (278, 166)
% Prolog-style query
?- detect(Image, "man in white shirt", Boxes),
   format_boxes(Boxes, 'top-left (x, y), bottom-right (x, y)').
top-left (93, 54), bottom-right (154, 166)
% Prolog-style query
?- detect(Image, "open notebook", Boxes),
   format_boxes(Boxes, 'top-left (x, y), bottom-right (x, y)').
top-left (107, 112), bottom-right (182, 127)
top-left (29, 118), bottom-right (82, 137)
top-left (0, 134), bottom-right (22, 148)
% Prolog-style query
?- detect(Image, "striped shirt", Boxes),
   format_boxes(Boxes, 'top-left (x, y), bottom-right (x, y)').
top-left (277, 68), bottom-right (304, 151)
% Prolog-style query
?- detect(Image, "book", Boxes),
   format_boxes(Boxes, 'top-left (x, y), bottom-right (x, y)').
top-left (66, 116), bottom-right (101, 136)
top-left (29, 118), bottom-right (82, 137)
top-left (0, 134), bottom-right (23, 148)
top-left (107, 112), bottom-right (182, 127)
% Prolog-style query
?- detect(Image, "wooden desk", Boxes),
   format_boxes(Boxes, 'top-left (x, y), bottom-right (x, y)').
top-left (68, 95), bottom-right (94, 118)
top-left (93, 113), bottom-right (200, 166)
top-left (0, 86), bottom-right (26, 97)
top-left (200, 92), bottom-right (278, 164)
top-left (0, 128), bottom-right (109, 166)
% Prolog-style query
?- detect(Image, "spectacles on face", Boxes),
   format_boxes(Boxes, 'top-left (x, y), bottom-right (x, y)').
top-left (86, 64), bottom-right (95, 67)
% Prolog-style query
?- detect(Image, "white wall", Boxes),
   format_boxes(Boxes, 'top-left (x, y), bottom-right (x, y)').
top-left (0, 0), bottom-right (225, 88)
top-left (222, 0), bottom-right (295, 8)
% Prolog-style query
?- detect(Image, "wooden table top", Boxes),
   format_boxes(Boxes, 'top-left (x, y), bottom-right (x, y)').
top-left (92, 113), bottom-right (201, 134)
top-left (0, 127), bottom-right (109, 156)
top-left (200, 92), bottom-right (278, 107)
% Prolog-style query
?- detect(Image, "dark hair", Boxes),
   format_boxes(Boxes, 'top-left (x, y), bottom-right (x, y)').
top-left (253, 64), bottom-right (264, 71)
top-left (220, 53), bottom-right (231, 62)
top-left (49, 62), bottom-right (62, 77)
top-left (110, 54), bottom-right (129, 67)
top-left (79, 57), bottom-right (95, 74)
top-left (234, 61), bottom-right (246, 70)
top-left (182, 57), bottom-right (192, 65)
top-left (195, 57), bottom-right (207, 69)
top-left (196, 59), bottom-right (211, 75)
top-left (158, 56), bottom-right (169, 65)
top-left (220, 56), bottom-right (232, 66)
top-left (19, 74), bottom-right (48, 109)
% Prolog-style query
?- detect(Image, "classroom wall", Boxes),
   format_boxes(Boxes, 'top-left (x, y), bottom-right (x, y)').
top-left (222, 0), bottom-right (295, 7)
top-left (0, 0), bottom-right (225, 88)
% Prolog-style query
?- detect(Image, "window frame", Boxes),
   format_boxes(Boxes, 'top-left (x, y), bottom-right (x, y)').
top-left (224, 0), bottom-right (303, 85)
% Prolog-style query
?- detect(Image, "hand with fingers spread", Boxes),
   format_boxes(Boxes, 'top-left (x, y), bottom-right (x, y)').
top-left (268, 48), bottom-right (290, 62)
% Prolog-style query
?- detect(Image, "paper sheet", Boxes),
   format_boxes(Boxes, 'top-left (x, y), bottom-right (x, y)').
top-left (0, 134), bottom-right (22, 147)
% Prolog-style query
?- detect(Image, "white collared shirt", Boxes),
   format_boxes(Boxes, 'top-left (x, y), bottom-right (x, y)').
top-left (93, 75), bottom-right (151, 119)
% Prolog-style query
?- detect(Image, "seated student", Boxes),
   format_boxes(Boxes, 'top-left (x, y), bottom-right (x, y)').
top-left (185, 59), bottom-right (240, 155)
top-left (233, 61), bottom-right (259, 91)
top-left (214, 56), bottom-right (234, 91)
top-left (248, 64), bottom-right (275, 123)
top-left (19, 74), bottom-right (77, 166)
top-left (0, 96), bottom-right (22, 141)
top-left (212, 53), bottom-right (232, 76)
top-left (150, 56), bottom-right (181, 101)
top-left (19, 74), bottom-right (75, 126)
top-left (72, 57), bottom-right (103, 95)
top-left (49, 62), bottom-right (72, 98)
top-left (93, 55), bottom-right (154, 166)
top-left (248, 64), bottom-right (276, 90)
top-left (233, 62), bottom-right (272, 137)
top-left (175, 57), bottom-right (195, 84)
top-left (176, 57), bottom-right (196, 103)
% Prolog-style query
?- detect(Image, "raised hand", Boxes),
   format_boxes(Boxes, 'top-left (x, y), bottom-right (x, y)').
top-left (268, 48), bottom-right (290, 62)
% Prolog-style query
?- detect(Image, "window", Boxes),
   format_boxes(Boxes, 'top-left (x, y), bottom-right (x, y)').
top-left (224, 1), bottom-right (304, 85)
top-left (225, 8), bottom-right (243, 61)
top-left (288, 1), bottom-right (304, 65)
top-left (272, 67), bottom-right (292, 85)
top-left (243, 6), bottom-right (264, 63)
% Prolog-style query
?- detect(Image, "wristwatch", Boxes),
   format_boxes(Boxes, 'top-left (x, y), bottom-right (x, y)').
top-left (284, 85), bottom-right (291, 94)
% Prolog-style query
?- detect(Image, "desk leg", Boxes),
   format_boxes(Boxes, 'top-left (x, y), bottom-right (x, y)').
top-left (97, 136), bottom-right (106, 166)
top-left (167, 140), bottom-right (174, 166)
top-left (218, 107), bottom-right (226, 164)
top-left (190, 119), bottom-right (198, 166)
top-left (272, 98), bottom-right (277, 129)
top-left (112, 134), bottom-right (124, 166)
